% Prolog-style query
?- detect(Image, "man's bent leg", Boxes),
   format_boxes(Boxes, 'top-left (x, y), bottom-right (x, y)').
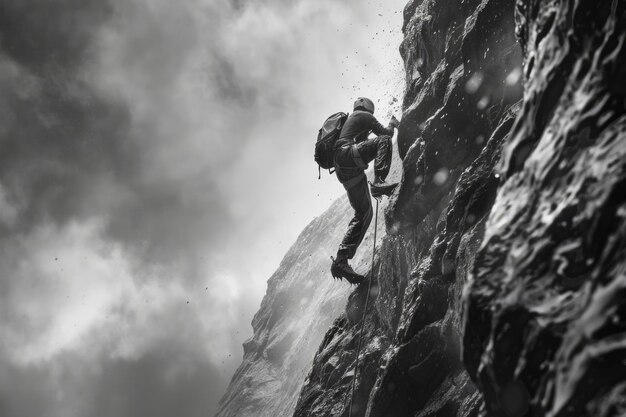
top-left (355, 135), bottom-right (393, 182)
top-left (374, 135), bottom-right (392, 181)
top-left (337, 177), bottom-right (373, 259)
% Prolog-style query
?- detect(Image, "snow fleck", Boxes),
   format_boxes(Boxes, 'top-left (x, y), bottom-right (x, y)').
top-left (506, 67), bottom-right (522, 86)
top-left (433, 168), bottom-right (450, 186)
top-left (369, 286), bottom-right (380, 297)
top-left (465, 71), bottom-right (484, 94)
top-left (477, 96), bottom-right (490, 110)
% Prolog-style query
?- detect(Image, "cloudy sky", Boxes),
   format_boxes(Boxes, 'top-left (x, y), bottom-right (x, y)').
top-left (0, 0), bottom-right (405, 415)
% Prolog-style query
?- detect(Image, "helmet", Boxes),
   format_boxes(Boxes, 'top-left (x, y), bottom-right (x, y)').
top-left (353, 97), bottom-right (375, 113)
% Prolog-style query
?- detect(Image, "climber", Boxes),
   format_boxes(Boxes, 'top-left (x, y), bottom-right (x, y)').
top-left (331, 97), bottom-right (400, 284)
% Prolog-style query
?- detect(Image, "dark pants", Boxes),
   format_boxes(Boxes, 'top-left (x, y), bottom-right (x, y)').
top-left (335, 135), bottom-right (392, 260)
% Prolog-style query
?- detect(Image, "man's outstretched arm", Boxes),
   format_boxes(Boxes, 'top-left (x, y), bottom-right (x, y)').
top-left (371, 114), bottom-right (399, 137)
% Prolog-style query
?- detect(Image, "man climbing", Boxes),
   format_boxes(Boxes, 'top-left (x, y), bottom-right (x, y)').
top-left (331, 97), bottom-right (400, 284)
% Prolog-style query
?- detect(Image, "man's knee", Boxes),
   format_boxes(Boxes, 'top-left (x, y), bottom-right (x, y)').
top-left (355, 138), bottom-right (381, 163)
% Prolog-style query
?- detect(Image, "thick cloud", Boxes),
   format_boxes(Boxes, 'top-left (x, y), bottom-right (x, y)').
top-left (0, 0), bottom-right (405, 415)
top-left (0, 349), bottom-right (223, 417)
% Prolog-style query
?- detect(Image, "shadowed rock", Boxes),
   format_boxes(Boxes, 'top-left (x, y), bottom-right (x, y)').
top-left (463, 1), bottom-right (626, 416)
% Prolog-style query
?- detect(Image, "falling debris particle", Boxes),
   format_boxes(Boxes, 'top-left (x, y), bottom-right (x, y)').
top-left (506, 67), bottom-right (522, 85)
top-left (433, 168), bottom-right (450, 185)
top-left (465, 71), bottom-right (484, 94)
top-left (477, 96), bottom-right (490, 110)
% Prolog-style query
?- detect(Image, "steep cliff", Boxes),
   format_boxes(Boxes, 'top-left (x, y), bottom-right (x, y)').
top-left (462, 1), bottom-right (626, 416)
top-left (219, 0), bottom-right (626, 416)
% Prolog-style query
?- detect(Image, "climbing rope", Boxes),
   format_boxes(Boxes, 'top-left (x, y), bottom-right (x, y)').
top-left (347, 197), bottom-right (380, 417)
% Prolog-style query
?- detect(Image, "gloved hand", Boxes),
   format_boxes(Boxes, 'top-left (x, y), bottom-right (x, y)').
top-left (389, 115), bottom-right (400, 129)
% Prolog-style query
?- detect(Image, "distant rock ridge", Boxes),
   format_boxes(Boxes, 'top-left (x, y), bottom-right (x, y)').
top-left (217, 0), bottom-right (626, 416)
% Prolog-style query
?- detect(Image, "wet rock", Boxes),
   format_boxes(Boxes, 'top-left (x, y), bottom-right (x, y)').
top-left (463, 1), bottom-right (626, 416)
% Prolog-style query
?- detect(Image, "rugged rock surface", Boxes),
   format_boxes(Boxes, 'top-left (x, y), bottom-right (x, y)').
top-left (462, 1), bottom-right (626, 416)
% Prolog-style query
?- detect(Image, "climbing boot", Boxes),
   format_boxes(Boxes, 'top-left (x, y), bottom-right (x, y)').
top-left (369, 178), bottom-right (398, 198)
top-left (330, 256), bottom-right (366, 285)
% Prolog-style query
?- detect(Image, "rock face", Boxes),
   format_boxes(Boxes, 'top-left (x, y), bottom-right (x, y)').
top-left (462, 1), bottom-right (626, 416)
top-left (219, 0), bottom-right (626, 416)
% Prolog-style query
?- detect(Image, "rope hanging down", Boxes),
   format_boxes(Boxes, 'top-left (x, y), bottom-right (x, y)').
top-left (347, 197), bottom-right (379, 417)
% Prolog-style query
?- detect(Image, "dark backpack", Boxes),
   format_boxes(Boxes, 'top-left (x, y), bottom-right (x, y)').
top-left (314, 112), bottom-right (348, 178)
